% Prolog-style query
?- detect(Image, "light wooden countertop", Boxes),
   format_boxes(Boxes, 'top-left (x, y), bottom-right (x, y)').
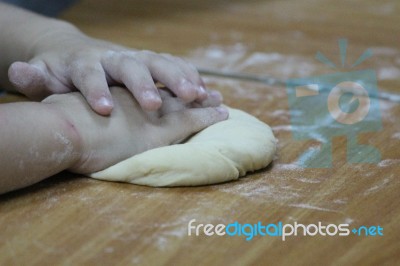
top-left (1, 0), bottom-right (399, 265)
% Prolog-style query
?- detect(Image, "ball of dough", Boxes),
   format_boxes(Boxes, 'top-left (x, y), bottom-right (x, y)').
top-left (90, 107), bottom-right (276, 187)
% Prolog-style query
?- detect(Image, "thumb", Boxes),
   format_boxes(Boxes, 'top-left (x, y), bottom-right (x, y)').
top-left (8, 61), bottom-right (71, 100)
top-left (8, 61), bottom-right (47, 100)
top-left (161, 106), bottom-right (229, 144)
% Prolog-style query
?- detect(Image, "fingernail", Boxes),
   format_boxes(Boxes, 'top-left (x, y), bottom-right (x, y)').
top-left (181, 79), bottom-right (192, 88)
top-left (198, 86), bottom-right (207, 97)
top-left (215, 106), bottom-right (229, 118)
top-left (210, 90), bottom-right (223, 101)
top-left (143, 90), bottom-right (161, 102)
top-left (98, 96), bottom-right (113, 107)
top-left (95, 96), bottom-right (114, 115)
top-left (142, 91), bottom-right (162, 111)
top-left (179, 79), bottom-right (198, 102)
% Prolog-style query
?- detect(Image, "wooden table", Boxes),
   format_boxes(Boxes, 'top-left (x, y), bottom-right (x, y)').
top-left (1, 0), bottom-right (399, 265)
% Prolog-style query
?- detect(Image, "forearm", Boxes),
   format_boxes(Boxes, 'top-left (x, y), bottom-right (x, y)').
top-left (0, 101), bottom-right (81, 194)
top-left (0, 2), bottom-right (81, 89)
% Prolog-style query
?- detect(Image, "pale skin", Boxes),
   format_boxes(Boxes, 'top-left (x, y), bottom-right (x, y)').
top-left (0, 3), bottom-right (228, 194)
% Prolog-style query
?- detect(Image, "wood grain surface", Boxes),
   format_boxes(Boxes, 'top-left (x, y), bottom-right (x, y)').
top-left (1, 0), bottom-right (399, 265)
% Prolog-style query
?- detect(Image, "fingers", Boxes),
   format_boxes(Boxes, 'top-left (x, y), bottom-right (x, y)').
top-left (102, 51), bottom-right (207, 110)
top-left (157, 86), bottom-right (224, 113)
top-left (134, 51), bottom-right (206, 102)
top-left (8, 61), bottom-right (70, 100)
top-left (8, 62), bottom-right (45, 99)
top-left (193, 89), bottom-right (224, 108)
top-left (102, 52), bottom-right (162, 111)
top-left (161, 106), bottom-right (229, 143)
top-left (68, 50), bottom-right (216, 114)
top-left (70, 61), bottom-right (114, 116)
top-left (160, 53), bottom-right (208, 100)
top-left (10, 49), bottom-right (220, 117)
top-left (158, 95), bottom-right (186, 114)
top-left (9, 60), bottom-right (114, 116)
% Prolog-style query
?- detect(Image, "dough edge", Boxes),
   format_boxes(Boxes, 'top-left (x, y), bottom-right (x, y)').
top-left (90, 107), bottom-right (276, 187)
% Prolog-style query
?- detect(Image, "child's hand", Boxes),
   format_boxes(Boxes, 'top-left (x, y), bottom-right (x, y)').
top-left (8, 25), bottom-right (221, 115)
top-left (43, 86), bottom-right (228, 174)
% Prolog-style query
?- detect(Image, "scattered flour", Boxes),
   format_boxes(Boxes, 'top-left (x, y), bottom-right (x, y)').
top-left (333, 199), bottom-right (348, 205)
top-left (378, 159), bottom-right (400, 167)
top-left (216, 179), bottom-right (301, 202)
top-left (273, 163), bottom-right (304, 171)
top-left (363, 177), bottom-right (392, 195)
top-left (392, 132), bottom-right (400, 139)
top-left (188, 44), bottom-right (319, 78)
top-left (289, 203), bottom-right (339, 213)
top-left (272, 125), bottom-right (292, 132)
top-left (292, 176), bottom-right (321, 184)
top-left (344, 218), bottom-right (354, 224)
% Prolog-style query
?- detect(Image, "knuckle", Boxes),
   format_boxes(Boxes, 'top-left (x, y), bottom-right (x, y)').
top-left (119, 55), bottom-right (141, 68)
top-left (132, 50), bottom-right (158, 65)
top-left (160, 52), bottom-right (172, 57)
top-left (71, 59), bottom-right (98, 72)
top-left (137, 50), bottom-right (157, 58)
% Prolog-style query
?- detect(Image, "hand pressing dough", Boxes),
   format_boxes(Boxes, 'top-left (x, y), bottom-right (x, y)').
top-left (90, 107), bottom-right (276, 187)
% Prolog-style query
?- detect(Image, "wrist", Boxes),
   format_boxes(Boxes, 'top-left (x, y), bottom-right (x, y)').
top-left (43, 100), bottom-right (84, 171)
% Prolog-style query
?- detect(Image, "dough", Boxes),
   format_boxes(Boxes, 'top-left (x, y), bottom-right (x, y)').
top-left (90, 107), bottom-right (276, 187)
